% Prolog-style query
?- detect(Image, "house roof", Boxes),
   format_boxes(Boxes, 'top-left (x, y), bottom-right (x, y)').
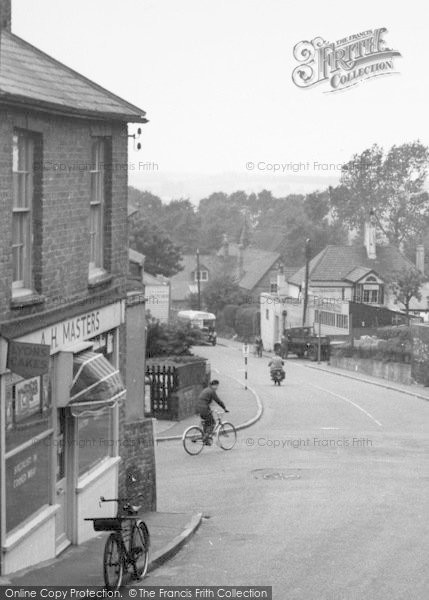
top-left (0, 30), bottom-right (147, 121)
top-left (170, 254), bottom-right (218, 301)
top-left (343, 266), bottom-right (377, 283)
top-left (289, 245), bottom-right (415, 286)
top-left (143, 272), bottom-right (169, 286)
top-left (129, 248), bottom-right (145, 266)
top-left (238, 247), bottom-right (280, 290)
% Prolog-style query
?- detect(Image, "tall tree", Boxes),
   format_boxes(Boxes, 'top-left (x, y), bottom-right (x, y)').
top-left (130, 221), bottom-right (183, 277)
top-left (389, 267), bottom-right (425, 315)
top-left (329, 141), bottom-right (429, 246)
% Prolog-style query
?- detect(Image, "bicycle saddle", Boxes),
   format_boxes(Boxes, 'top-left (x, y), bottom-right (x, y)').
top-left (123, 503), bottom-right (141, 515)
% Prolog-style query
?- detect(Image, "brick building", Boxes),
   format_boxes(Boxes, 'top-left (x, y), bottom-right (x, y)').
top-left (0, 1), bottom-right (153, 575)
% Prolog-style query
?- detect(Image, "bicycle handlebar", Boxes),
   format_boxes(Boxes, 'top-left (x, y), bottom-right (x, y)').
top-left (100, 493), bottom-right (143, 503)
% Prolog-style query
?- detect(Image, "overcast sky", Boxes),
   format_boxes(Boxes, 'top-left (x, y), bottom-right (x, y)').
top-left (13, 0), bottom-right (429, 202)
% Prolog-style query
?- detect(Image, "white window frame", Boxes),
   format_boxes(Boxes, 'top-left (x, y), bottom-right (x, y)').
top-left (12, 131), bottom-right (34, 297)
top-left (194, 270), bottom-right (208, 282)
top-left (89, 140), bottom-right (106, 277)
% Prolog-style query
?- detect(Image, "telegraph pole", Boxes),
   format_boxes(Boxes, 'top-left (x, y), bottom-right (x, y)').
top-left (302, 238), bottom-right (311, 326)
top-left (196, 248), bottom-right (201, 310)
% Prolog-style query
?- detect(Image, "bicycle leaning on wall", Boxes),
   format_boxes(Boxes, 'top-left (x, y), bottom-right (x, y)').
top-left (85, 495), bottom-right (150, 590)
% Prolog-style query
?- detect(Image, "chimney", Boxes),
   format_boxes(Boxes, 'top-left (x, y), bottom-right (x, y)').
top-left (0, 0), bottom-right (11, 31)
top-left (416, 244), bottom-right (425, 274)
top-left (364, 210), bottom-right (377, 259)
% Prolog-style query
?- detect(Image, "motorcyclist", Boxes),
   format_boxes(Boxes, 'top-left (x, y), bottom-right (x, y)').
top-left (268, 352), bottom-right (285, 379)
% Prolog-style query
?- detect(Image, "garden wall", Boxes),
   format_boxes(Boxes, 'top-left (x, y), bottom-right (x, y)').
top-left (329, 355), bottom-right (412, 385)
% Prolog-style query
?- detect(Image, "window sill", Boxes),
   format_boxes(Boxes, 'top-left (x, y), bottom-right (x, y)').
top-left (3, 505), bottom-right (59, 552)
top-left (10, 293), bottom-right (45, 309)
top-left (76, 456), bottom-right (121, 494)
top-left (88, 271), bottom-right (113, 289)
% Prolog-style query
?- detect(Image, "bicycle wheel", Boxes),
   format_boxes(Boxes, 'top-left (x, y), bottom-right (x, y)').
top-left (217, 422), bottom-right (237, 450)
top-left (183, 426), bottom-right (204, 455)
top-left (103, 533), bottom-right (123, 591)
top-left (131, 521), bottom-right (150, 579)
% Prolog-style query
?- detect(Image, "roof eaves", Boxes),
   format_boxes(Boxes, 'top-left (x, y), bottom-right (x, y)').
top-left (1, 31), bottom-right (147, 120)
top-left (0, 94), bottom-right (148, 122)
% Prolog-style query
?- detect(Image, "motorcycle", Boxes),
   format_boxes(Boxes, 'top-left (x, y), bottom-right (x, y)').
top-left (271, 368), bottom-right (285, 386)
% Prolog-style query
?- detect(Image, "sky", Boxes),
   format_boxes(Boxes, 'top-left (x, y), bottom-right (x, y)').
top-left (12, 0), bottom-right (429, 202)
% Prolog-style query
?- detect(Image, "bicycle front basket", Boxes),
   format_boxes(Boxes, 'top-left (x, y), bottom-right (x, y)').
top-left (92, 518), bottom-right (122, 532)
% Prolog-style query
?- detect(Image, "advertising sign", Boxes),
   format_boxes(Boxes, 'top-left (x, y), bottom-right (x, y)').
top-left (7, 341), bottom-right (50, 378)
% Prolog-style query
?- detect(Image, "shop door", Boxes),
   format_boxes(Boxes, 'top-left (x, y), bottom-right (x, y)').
top-left (55, 408), bottom-right (70, 554)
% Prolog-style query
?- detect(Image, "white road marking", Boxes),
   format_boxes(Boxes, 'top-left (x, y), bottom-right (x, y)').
top-left (308, 383), bottom-right (383, 427)
top-left (320, 427), bottom-right (340, 430)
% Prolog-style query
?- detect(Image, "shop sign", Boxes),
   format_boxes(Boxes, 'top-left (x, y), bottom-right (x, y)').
top-left (16, 301), bottom-right (123, 355)
top-left (7, 341), bottom-right (50, 378)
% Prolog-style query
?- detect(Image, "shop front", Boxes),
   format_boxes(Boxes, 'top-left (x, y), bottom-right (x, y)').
top-left (0, 300), bottom-right (126, 575)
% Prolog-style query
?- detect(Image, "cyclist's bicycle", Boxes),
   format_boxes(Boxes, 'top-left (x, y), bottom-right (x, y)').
top-left (182, 410), bottom-right (237, 455)
top-left (85, 495), bottom-right (150, 591)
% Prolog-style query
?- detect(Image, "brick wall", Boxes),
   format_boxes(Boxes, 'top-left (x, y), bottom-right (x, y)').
top-left (0, 0), bottom-right (11, 31)
top-left (0, 108), bottom-right (128, 321)
top-left (118, 420), bottom-right (157, 512)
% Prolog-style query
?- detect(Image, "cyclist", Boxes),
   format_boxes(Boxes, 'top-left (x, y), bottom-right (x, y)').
top-left (197, 379), bottom-right (229, 445)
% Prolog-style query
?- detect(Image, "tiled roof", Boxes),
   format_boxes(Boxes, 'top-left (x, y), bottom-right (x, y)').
top-left (129, 248), bottom-right (145, 266)
top-left (343, 266), bottom-right (376, 283)
top-left (0, 31), bottom-right (147, 121)
top-left (239, 247), bottom-right (280, 290)
top-left (289, 245), bottom-right (414, 286)
top-left (143, 272), bottom-right (169, 286)
top-left (170, 254), bottom-right (218, 301)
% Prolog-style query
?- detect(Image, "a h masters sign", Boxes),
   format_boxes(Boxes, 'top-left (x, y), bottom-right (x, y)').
top-left (292, 28), bottom-right (401, 92)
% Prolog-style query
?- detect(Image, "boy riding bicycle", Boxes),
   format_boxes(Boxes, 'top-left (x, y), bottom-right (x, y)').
top-left (197, 379), bottom-right (229, 445)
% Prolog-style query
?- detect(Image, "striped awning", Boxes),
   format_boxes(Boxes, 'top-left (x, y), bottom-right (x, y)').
top-left (70, 351), bottom-right (125, 417)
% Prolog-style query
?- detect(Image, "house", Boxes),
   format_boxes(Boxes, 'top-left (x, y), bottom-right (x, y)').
top-left (128, 248), bottom-right (170, 322)
top-left (0, 0), bottom-right (154, 575)
top-left (169, 234), bottom-right (281, 311)
top-left (283, 218), bottom-right (417, 310)
top-left (260, 217), bottom-right (422, 349)
top-left (169, 254), bottom-right (219, 310)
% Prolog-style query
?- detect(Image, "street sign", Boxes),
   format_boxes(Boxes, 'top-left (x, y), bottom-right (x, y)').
top-left (242, 343), bottom-right (249, 358)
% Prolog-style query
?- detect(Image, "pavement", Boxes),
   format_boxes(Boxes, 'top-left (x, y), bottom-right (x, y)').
top-left (2, 354), bottom-right (262, 588)
top-left (1, 512), bottom-right (202, 587)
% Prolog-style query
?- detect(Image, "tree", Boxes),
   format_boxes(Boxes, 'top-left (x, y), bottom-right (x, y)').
top-left (329, 141), bottom-right (429, 246)
top-left (389, 267), bottom-right (425, 315)
top-left (130, 221), bottom-right (183, 277)
top-left (160, 199), bottom-right (200, 253)
top-left (202, 274), bottom-right (246, 314)
top-left (146, 318), bottom-right (202, 357)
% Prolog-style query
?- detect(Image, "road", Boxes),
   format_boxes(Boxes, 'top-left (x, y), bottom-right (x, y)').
top-left (143, 342), bottom-right (429, 600)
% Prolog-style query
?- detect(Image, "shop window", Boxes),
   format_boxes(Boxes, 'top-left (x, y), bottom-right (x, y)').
top-left (5, 373), bottom-right (52, 533)
top-left (77, 410), bottom-right (113, 476)
top-left (5, 373), bottom-right (51, 453)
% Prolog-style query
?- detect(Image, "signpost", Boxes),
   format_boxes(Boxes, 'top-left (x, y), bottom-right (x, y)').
top-left (242, 343), bottom-right (249, 389)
